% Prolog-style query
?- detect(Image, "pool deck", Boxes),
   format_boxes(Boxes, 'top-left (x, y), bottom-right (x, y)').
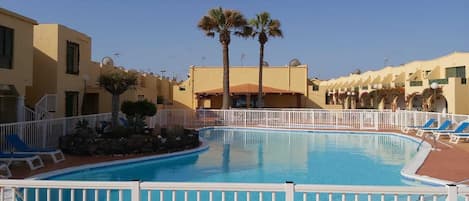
top-left (6, 129), bottom-right (469, 184)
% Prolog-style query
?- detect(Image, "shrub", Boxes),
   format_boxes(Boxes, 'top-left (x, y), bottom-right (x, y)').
top-left (121, 100), bottom-right (157, 134)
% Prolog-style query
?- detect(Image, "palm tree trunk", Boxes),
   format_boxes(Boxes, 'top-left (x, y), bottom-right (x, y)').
top-left (111, 94), bottom-right (120, 128)
top-left (258, 43), bottom-right (265, 108)
top-left (222, 43), bottom-right (231, 109)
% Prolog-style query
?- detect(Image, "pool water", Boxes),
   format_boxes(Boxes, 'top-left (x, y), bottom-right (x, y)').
top-left (50, 128), bottom-right (418, 186)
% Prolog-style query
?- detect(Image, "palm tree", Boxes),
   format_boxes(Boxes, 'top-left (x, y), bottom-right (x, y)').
top-left (198, 7), bottom-right (252, 109)
top-left (250, 12), bottom-right (283, 108)
top-left (99, 71), bottom-right (138, 128)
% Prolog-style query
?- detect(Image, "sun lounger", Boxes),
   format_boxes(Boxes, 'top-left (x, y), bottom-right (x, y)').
top-left (6, 134), bottom-right (65, 163)
top-left (0, 161), bottom-right (11, 178)
top-left (432, 121), bottom-right (469, 140)
top-left (0, 152), bottom-right (44, 170)
top-left (402, 118), bottom-right (436, 133)
top-left (119, 117), bottom-right (130, 128)
top-left (449, 133), bottom-right (469, 144)
top-left (416, 120), bottom-right (452, 137)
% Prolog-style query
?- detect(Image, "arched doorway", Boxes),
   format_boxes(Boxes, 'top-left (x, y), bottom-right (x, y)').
top-left (408, 94), bottom-right (424, 111)
top-left (392, 94), bottom-right (406, 110)
top-left (428, 94), bottom-right (448, 113)
top-left (359, 92), bottom-right (371, 108)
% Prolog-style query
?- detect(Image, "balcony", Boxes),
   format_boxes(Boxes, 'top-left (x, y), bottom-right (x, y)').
top-left (428, 78), bottom-right (448, 85)
top-left (409, 81), bottom-right (423, 87)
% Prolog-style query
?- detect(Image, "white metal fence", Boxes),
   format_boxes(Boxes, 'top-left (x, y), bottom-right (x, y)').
top-left (153, 109), bottom-right (469, 132)
top-left (0, 113), bottom-right (111, 151)
top-left (34, 94), bottom-right (57, 120)
top-left (3, 109), bottom-right (466, 152)
top-left (0, 180), bottom-right (467, 201)
top-left (2, 109), bottom-right (469, 201)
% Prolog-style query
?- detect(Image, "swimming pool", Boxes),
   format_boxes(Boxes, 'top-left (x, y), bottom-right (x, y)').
top-left (49, 128), bottom-right (420, 186)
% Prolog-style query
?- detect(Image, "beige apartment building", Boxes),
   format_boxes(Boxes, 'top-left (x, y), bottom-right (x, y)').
top-left (173, 65), bottom-right (310, 109)
top-left (316, 52), bottom-right (469, 114)
top-left (0, 8), bottom-right (37, 123)
top-left (0, 7), bottom-right (173, 121)
top-left (27, 24), bottom-right (93, 118)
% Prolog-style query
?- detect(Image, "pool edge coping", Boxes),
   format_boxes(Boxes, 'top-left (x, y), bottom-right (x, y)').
top-left (28, 139), bottom-right (210, 180)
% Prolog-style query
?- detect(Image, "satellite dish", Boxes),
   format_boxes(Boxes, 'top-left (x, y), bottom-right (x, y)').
top-left (263, 61), bottom-right (269, 67)
top-left (100, 56), bottom-right (114, 67)
top-left (289, 58), bottom-right (301, 67)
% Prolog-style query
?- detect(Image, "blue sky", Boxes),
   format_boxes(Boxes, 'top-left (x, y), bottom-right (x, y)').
top-left (2, 1), bottom-right (468, 80)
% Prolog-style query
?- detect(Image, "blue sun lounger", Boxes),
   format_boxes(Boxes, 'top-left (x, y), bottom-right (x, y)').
top-left (432, 121), bottom-right (469, 140)
top-left (6, 134), bottom-right (65, 163)
top-left (449, 132), bottom-right (469, 144)
top-left (402, 118), bottom-right (436, 133)
top-left (416, 120), bottom-right (452, 137)
top-left (0, 152), bottom-right (44, 170)
top-left (0, 161), bottom-right (11, 178)
top-left (119, 117), bottom-right (130, 128)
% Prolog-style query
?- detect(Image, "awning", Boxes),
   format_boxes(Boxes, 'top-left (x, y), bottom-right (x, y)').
top-left (195, 83), bottom-right (303, 95)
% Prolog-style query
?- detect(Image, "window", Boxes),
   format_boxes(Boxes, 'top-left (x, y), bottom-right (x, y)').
top-left (66, 41), bottom-right (80, 74)
top-left (312, 84), bottom-right (319, 91)
top-left (137, 95), bottom-right (144, 101)
top-left (179, 86), bottom-right (186, 91)
top-left (445, 66), bottom-right (466, 78)
top-left (65, 91), bottom-right (79, 117)
top-left (0, 25), bottom-right (14, 69)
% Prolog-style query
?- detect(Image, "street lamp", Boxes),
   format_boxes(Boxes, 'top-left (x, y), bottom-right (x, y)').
top-left (430, 82), bottom-right (439, 90)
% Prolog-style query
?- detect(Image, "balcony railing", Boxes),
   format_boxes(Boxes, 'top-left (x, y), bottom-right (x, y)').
top-left (409, 81), bottom-right (423, 87)
top-left (429, 78), bottom-right (448, 85)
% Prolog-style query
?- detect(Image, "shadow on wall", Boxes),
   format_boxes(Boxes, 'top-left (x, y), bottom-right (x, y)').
top-left (25, 48), bottom-right (58, 108)
top-left (304, 98), bottom-right (323, 108)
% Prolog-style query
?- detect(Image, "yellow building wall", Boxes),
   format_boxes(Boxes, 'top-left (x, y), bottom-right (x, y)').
top-left (173, 65), bottom-right (309, 110)
top-left (317, 52), bottom-right (469, 114)
top-left (28, 24), bottom-right (59, 107)
top-left (0, 8), bottom-right (36, 97)
top-left (30, 24), bottom-right (92, 117)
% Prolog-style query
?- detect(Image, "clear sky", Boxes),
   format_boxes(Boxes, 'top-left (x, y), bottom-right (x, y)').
top-left (2, 1), bottom-right (468, 80)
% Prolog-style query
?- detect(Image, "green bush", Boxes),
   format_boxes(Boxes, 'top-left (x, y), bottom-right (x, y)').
top-left (121, 100), bottom-right (157, 134)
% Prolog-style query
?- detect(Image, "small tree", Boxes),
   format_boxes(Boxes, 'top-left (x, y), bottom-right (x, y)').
top-left (121, 100), bottom-right (157, 134)
top-left (99, 71), bottom-right (138, 128)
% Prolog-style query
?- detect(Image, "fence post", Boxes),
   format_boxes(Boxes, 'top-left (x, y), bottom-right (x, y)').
top-left (359, 112), bottom-right (363, 130)
top-left (131, 181), bottom-right (141, 201)
top-left (284, 181), bottom-right (295, 201)
top-left (334, 111), bottom-right (339, 129)
top-left (311, 111), bottom-right (315, 127)
top-left (374, 112), bottom-right (379, 130)
top-left (244, 110), bottom-right (247, 127)
top-left (446, 184), bottom-right (458, 201)
top-left (41, 120), bottom-right (48, 148)
top-left (288, 111), bottom-right (292, 128)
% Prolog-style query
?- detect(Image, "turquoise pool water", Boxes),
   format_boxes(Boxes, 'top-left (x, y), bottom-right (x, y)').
top-left (50, 128), bottom-right (419, 185)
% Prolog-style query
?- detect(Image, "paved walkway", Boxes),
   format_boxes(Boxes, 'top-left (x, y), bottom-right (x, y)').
top-left (7, 129), bottom-right (469, 184)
